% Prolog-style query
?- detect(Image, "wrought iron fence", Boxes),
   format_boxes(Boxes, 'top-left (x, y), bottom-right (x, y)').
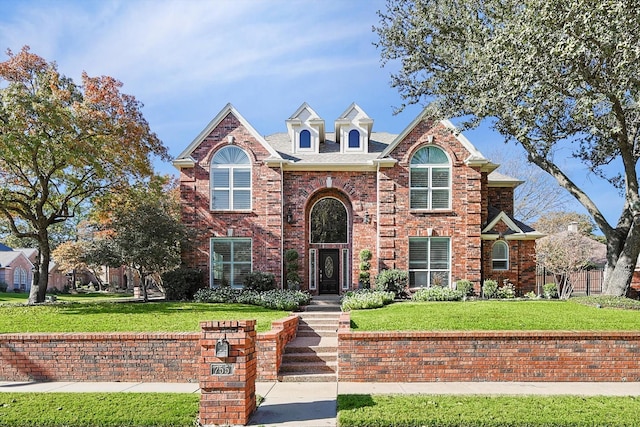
top-left (535, 266), bottom-right (604, 296)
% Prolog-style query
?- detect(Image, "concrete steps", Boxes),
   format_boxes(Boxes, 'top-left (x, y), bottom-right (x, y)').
top-left (278, 295), bottom-right (341, 382)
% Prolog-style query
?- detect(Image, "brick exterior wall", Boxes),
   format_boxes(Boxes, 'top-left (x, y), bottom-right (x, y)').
top-left (178, 112), bottom-right (283, 287)
top-left (338, 315), bottom-right (640, 382)
top-left (0, 318), bottom-right (298, 383)
top-left (176, 108), bottom-right (537, 294)
top-left (481, 239), bottom-right (537, 295)
top-left (379, 121), bottom-right (483, 289)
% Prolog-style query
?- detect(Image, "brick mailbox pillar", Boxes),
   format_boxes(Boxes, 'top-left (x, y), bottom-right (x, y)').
top-left (199, 320), bottom-right (257, 426)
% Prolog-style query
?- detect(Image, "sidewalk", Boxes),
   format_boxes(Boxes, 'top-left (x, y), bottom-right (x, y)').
top-left (4, 380), bottom-right (640, 427)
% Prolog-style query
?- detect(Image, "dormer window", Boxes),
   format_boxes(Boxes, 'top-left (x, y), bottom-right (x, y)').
top-left (286, 103), bottom-right (325, 154)
top-left (335, 103), bottom-right (373, 154)
top-left (348, 129), bottom-right (360, 149)
top-left (300, 130), bottom-right (311, 149)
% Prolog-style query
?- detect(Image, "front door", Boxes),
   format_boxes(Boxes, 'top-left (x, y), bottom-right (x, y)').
top-left (319, 249), bottom-right (339, 294)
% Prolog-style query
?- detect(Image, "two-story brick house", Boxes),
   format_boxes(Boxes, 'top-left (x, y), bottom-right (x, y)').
top-left (174, 103), bottom-right (543, 295)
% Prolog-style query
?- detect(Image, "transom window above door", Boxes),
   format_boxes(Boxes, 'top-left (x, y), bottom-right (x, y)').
top-left (210, 146), bottom-right (251, 211)
top-left (410, 145), bottom-right (451, 210)
top-left (310, 198), bottom-right (348, 243)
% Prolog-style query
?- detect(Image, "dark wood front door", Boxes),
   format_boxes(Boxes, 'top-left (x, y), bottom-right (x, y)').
top-left (319, 249), bottom-right (339, 294)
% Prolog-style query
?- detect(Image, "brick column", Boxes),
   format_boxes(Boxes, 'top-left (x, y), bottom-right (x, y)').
top-left (199, 320), bottom-right (256, 426)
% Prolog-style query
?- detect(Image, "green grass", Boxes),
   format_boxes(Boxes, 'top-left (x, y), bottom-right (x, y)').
top-left (0, 393), bottom-right (199, 426)
top-left (338, 394), bottom-right (640, 427)
top-left (0, 292), bottom-right (132, 304)
top-left (349, 299), bottom-right (640, 331)
top-left (0, 301), bottom-right (289, 333)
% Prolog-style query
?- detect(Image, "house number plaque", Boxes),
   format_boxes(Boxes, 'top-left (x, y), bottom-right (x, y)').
top-left (210, 363), bottom-right (234, 376)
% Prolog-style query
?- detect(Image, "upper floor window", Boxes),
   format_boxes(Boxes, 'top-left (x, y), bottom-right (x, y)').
top-left (410, 146), bottom-right (451, 210)
top-left (211, 146), bottom-right (251, 210)
top-left (310, 198), bottom-right (348, 243)
top-left (492, 241), bottom-right (509, 270)
top-left (348, 129), bottom-right (360, 149)
top-left (300, 129), bottom-right (311, 149)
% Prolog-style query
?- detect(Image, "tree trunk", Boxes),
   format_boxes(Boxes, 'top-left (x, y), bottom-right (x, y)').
top-left (28, 229), bottom-right (51, 304)
top-left (603, 217), bottom-right (640, 296)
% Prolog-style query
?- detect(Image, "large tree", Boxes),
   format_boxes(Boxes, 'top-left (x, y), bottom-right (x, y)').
top-left (375, 0), bottom-right (640, 295)
top-left (0, 47), bottom-right (169, 303)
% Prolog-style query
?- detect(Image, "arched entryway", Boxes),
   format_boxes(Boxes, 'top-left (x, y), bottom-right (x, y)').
top-left (307, 192), bottom-right (352, 294)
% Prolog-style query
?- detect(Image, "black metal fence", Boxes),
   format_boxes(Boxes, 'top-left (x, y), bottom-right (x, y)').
top-left (535, 267), bottom-right (604, 296)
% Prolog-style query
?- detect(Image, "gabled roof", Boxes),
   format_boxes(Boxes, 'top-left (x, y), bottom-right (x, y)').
top-left (482, 206), bottom-right (544, 241)
top-left (173, 103), bottom-right (282, 169)
top-left (378, 109), bottom-right (497, 172)
top-left (0, 250), bottom-right (33, 269)
top-left (334, 103), bottom-right (373, 142)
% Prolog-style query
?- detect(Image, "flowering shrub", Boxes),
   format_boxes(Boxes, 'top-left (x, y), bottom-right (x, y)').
top-left (455, 279), bottom-right (474, 297)
top-left (498, 282), bottom-right (516, 299)
top-left (341, 289), bottom-right (395, 311)
top-left (412, 286), bottom-right (464, 301)
top-left (482, 280), bottom-right (499, 299)
top-left (193, 287), bottom-right (311, 310)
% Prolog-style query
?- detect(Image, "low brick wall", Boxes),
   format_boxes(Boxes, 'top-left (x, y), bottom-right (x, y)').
top-left (0, 332), bottom-right (201, 382)
top-left (338, 313), bottom-right (640, 382)
top-left (0, 316), bottom-right (299, 383)
top-left (256, 315), bottom-right (298, 381)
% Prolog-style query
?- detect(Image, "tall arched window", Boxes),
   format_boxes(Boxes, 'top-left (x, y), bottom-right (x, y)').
top-left (492, 241), bottom-right (509, 270)
top-left (348, 129), bottom-right (360, 148)
top-left (410, 146), bottom-right (451, 210)
top-left (300, 129), bottom-right (311, 149)
top-left (210, 146), bottom-right (251, 210)
top-left (310, 198), bottom-right (348, 243)
top-left (14, 267), bottom-right (27, 291)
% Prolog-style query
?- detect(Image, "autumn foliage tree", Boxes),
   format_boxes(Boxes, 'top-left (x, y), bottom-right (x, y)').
top-left (0, 47), bottom-right (169, 303)
top-left (375, 0), bottom-right (640, 296)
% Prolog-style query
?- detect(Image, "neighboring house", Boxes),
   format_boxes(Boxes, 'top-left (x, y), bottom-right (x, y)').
top-left (0, 245), bottom-right (34, 292)
top-left (174, 103), bottom-right (544, 295)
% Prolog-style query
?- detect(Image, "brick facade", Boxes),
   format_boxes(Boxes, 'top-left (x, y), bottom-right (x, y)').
top-left (175, 104), bottom-right (541, 295)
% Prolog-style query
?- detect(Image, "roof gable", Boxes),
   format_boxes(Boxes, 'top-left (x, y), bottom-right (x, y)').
top-left (482, 207), bottom-right (544, 241)
top-left (173, 103), bottom-right (281, 169)
top-left (0, 250), bottom-right (32, 269)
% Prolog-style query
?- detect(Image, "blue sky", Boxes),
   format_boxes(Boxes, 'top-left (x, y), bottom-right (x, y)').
top-left (0, 0), bottom-right (624, 227)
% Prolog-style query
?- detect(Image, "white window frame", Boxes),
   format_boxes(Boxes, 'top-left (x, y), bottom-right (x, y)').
top-left (409, 146), bottom-right (451, 211)
top-left (409, 237), bottom-right (451, 288)
top-left (210, 146), bottom-right (252, 211)
top-left (492, 240), bottom-right (509, 270)
top-left (309, 249), bottom-right (317, 290)
top-left (210, 238), bottom-right (252, 288)
top-left (342, 249), bottom-right (350, 290)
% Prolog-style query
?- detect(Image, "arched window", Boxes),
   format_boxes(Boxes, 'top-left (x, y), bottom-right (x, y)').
top-left (348, 129), bottom-right (360, 149)
top-left (300, 129), bottom-right (311, 149)
top-left (410, 146), bottom-right (451, 210)
top-left (492, 241), bottom-right (509, 270)
top-left (210, 146), bottom-right (251, 210)
top-left (310, 198), bottom-right (348, 243)
top-left (14, 267), bottom-right (27, 291)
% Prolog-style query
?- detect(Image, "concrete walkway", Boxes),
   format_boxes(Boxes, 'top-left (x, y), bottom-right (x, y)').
top-left (4, 380), bottom-right (640, 427)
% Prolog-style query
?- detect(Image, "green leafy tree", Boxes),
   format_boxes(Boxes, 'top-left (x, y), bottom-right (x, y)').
top-left (0, 47), bottom-right (168, 303)
top-left (375, 0), bottom-right (640, 295)
top-left (88, 176), bottom-right (187, 301)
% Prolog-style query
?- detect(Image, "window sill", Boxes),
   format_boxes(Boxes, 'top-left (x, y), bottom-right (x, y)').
top-left (410, 209), bottom-right (455, 215)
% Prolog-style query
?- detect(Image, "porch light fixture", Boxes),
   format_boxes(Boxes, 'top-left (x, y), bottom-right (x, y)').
top-left (286, 208), bottom-right (294, 224)
top-left (363, 211), bottom-right (370, 224)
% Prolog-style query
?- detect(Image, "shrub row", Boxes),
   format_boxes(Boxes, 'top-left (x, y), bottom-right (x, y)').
top-left (341, 289), bottom-right (395, 311)
top-left (193, 287), bottom-right (311, 311)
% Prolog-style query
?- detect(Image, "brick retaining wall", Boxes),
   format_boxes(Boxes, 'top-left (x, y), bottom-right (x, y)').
top-left (0, 316), bottom-right (298, 383)
top-left (338, 313), bottom-right (640, 382)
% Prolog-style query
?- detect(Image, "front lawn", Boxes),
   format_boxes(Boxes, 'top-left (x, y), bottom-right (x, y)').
top-left (338, 394), bottom-right (640, 427)
top-left (0, 291), bottom-right (132, 304)
top-left (349, 299), bottom-right (640, 331)
top-left (0, 393), bottom-right (199, 427)
top-left (0, 301), bottom-right (289, 333)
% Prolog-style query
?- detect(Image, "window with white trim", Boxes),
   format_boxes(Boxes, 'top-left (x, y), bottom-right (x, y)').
top-left (492, 241), bottom-right (509, 270)
top-left (14, 266), bottom-right (27, 291)
top-left (210, 146), bottom-right (251, 210)
top-left (409, 237), bottom-right (451, 287)
top-left (210, 238), bottom-right (252, 288)
top-left (300, 129), bottom-right (311, 149)
top-left (348, 129), bottom-right (360, 149)
top-left (410, 146), bottom-right (451, 210)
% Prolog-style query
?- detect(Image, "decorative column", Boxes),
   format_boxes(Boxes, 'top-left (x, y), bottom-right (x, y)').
top-left (199, 320), bottom-right (257, 426)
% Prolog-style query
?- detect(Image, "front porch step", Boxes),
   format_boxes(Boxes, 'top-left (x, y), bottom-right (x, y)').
top-left (278, 361), bottom-right (337, 374)
top-left (282, 352), bottom-right (338, 364)
top-left (277, 372), bottom-right (337, 382)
